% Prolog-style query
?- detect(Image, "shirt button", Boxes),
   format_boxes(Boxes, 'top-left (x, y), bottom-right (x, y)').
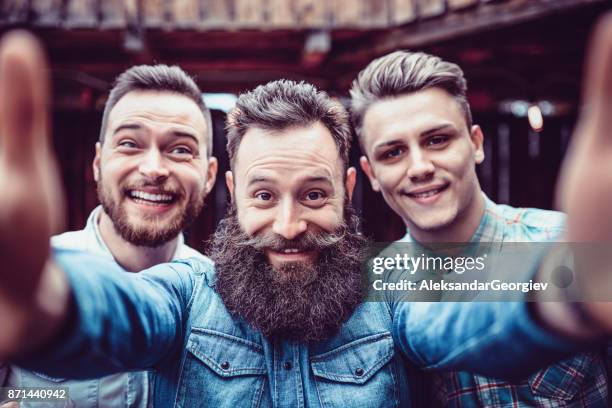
top-left (283, 361), bottom-right (292, 370)
top-left (221, 361), bottom-right (230, 370)
top-left (355, 368), bottom-right (364, 377)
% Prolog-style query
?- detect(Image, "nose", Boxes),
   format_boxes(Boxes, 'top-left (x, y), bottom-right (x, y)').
top-left (406, 148), bottom-right (435, 181)
top-left (139, 148), bottom-right (169, 182)
top-left (272, 199), bottom-right (307, 240)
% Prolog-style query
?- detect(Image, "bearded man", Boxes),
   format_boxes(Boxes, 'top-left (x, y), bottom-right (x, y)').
top-left (1, 29), bottom-right (612, 408)
top-left (1, 63), bottom-right (217, 408)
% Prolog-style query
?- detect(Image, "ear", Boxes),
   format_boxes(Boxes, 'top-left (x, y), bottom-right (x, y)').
top-left (225, 171), bottom-right (235, 201)
top-left (359, 155), bottom-right (381, 192)
top-left (93, 142), bottom-right (102, 182)
top-left (345, 167), bottom-right (357, 202)
top-left (204, 157), bottom-right (218, 194)
top-left (470, 125), bottom-right (485, 164)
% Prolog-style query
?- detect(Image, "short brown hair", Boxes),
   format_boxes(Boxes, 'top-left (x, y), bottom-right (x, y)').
top-left (350, 51), bottom-right (472, 143)
top-left (99, 64), bottom-right (213, 156)
top-left (226, 79), bottom-right (351, 170)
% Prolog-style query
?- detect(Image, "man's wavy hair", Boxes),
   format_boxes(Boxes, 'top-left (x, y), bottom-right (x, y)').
top-left (350, 51), bottom-right (472, 147)
top-left (226, 80), bottom-right (351, 170)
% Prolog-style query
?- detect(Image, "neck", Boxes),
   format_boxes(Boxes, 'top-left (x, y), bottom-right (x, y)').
top-left (98, 211), bottom-right (178, 272)
top-left (408, 191), bottom-right (485, 244)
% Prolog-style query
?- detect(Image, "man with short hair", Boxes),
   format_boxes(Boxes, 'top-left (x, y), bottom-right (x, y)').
top-left (1, 63), bottom-right (217, 407)
top-left (1, 30), bottom-right (612, 408)
top-left (350, 51), bottom-right (608, 406)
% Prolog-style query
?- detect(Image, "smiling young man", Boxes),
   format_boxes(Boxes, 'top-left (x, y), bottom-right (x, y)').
top-left (1, 64), bottom-right (217, 407)
top-left (1, 30), bottom-right (612, 408)
top-left (350, 51), bottom-right (608, 406)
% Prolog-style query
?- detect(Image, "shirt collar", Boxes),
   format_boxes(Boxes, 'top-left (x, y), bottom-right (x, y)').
top-left (87, 205), bottom-right (186, 261)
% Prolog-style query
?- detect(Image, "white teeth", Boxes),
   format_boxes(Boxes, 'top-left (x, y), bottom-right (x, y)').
top-left (282, 248), bottom-right (300, 254)
top-left (130, 191), bottom-right (174, 203)
top-left (412, 188), bottom-right (443, 198)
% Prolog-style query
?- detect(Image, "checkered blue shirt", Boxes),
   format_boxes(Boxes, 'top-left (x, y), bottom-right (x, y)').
top-left (401, 194), bottom-right (609, 407)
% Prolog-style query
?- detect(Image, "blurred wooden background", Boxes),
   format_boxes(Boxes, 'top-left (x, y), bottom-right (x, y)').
top-left (1, 0), bottom-right (610, 246)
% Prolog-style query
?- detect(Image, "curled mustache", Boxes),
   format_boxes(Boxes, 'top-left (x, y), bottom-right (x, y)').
top-left (237, 227), bottom-right (349, 252)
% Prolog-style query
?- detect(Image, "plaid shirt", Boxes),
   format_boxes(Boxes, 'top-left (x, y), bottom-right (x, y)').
top-left (402, 194), bottom-right (609, 407)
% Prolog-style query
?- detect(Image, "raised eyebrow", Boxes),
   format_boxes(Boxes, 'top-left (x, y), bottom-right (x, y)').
top-left (373, 139), bottom-right (404, 152)
top-left (112, 123), bottom-right (141, 135)
top-left (420, 124), bottom-right (455, 138)
top-left (246, 175), bottom-right (274, 186)
top-left (169, 130), bottom-right (199, 144)
top-left (303, 176), bottom-right (333, 184)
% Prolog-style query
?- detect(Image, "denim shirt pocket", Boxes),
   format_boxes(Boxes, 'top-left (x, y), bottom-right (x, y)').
top-left (311, 332), bottom-right (398, 408)
top-left (175, 328), bottom-right (268, 408)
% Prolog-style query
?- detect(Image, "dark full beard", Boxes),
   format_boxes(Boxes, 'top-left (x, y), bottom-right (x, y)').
top-left (209, 205), bottom-right (369, 342)
top-left (97, 177), bottom-right (204, 247)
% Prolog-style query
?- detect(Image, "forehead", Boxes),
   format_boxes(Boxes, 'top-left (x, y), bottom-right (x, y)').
top-left (106, 90), bottom-right (208, 143)
top-left (233, 122), bottom-right (343, 186)
top-left (362, 88), bottom-right (466, 151)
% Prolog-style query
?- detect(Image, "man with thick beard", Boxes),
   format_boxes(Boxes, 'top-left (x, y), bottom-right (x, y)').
top-left (1, 64), bottom-right (217, 407)
top-left (2, 28), bottom-right (612, 407)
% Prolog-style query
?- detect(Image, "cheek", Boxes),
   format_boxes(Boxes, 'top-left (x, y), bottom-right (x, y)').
top-left (374, 165), bottom-right (406, 193)
top-left (238, 207), bottom-right (273, 236)
top-left (179, 169), bottom-right (207, 192)
top-left (305, 207), bottom-right (343, 232)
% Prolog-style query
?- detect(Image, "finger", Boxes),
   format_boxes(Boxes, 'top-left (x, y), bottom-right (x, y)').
top-left (0, 30), bottom-right (50, 166)
top-left (581, 13), bottom-right (612, 135)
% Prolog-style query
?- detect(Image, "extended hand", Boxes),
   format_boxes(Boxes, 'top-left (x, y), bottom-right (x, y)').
top-left (556, 14), bottom-right (612, 330)
top-left (0, 32), bottom-right (67, 355)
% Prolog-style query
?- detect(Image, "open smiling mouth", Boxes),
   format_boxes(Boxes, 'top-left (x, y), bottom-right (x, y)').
top-left (404, 183), bottom-right (450, 199)
top-left (127, 190), bottom-right (178, 206)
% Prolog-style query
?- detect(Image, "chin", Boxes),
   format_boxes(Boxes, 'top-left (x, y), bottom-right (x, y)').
top-left (411, 212), bottom-right (458, 233)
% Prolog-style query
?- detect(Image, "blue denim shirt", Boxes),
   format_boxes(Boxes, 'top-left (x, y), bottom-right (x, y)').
top-left (18, 249), bottom-right (585, 408)
top-left (3, 206), bottom-right (208, 408)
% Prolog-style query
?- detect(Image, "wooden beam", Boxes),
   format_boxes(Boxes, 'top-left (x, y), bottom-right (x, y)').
top-left (31, 0), bottom-right (62, 26)
top-left (1, 0), bottom-right (29, 23)
top-left (172, 0), bottom-right (200, 28)
top-left (448, 0), bottom-right (480, 11)
top-left (294, 0), bottom-right (329, 28)
top-left (234, 0), bottom-right (264, 27)
top-left (200, 0), bottom-right (233, 29)
top-left (100, 0), bottom-right (126, 29)
top-left (390, 0), bottom-right (417, 24)
top-left (268, 0), bottom-right (295, 27)
top-left (65, 0), bottom-right (98, 28)
top-left (417, 0), bottom-right (446, 19)
top-left (333, 0), bottom-right (606, 64)
top-left (142, 0), bottom-right (167, 28)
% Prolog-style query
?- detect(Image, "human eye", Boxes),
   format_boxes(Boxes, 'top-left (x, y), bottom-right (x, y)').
top-left (169, 145), bottom-right (194, 158)
top-left (254, 191), bottom-right (274, 202)
top-left (379, 146), bottom-right (405, 161)
top-left (426, 135), bottom-right (450, 148)
top-left (116, 139), bottom-right (138, 150)
top-left (302, 190), bottom-right (327, 207)
top-left (306, 190), bottom-right (325, 201)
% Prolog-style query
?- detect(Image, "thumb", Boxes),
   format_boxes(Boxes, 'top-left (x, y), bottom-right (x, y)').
top-left (0, 30), bottom-right (50, 167)
top-left (580, 13), bottom-right (612, 138)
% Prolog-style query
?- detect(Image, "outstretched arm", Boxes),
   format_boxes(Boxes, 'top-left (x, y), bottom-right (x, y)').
top-left (0, 32), bottom-right (70, 359)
